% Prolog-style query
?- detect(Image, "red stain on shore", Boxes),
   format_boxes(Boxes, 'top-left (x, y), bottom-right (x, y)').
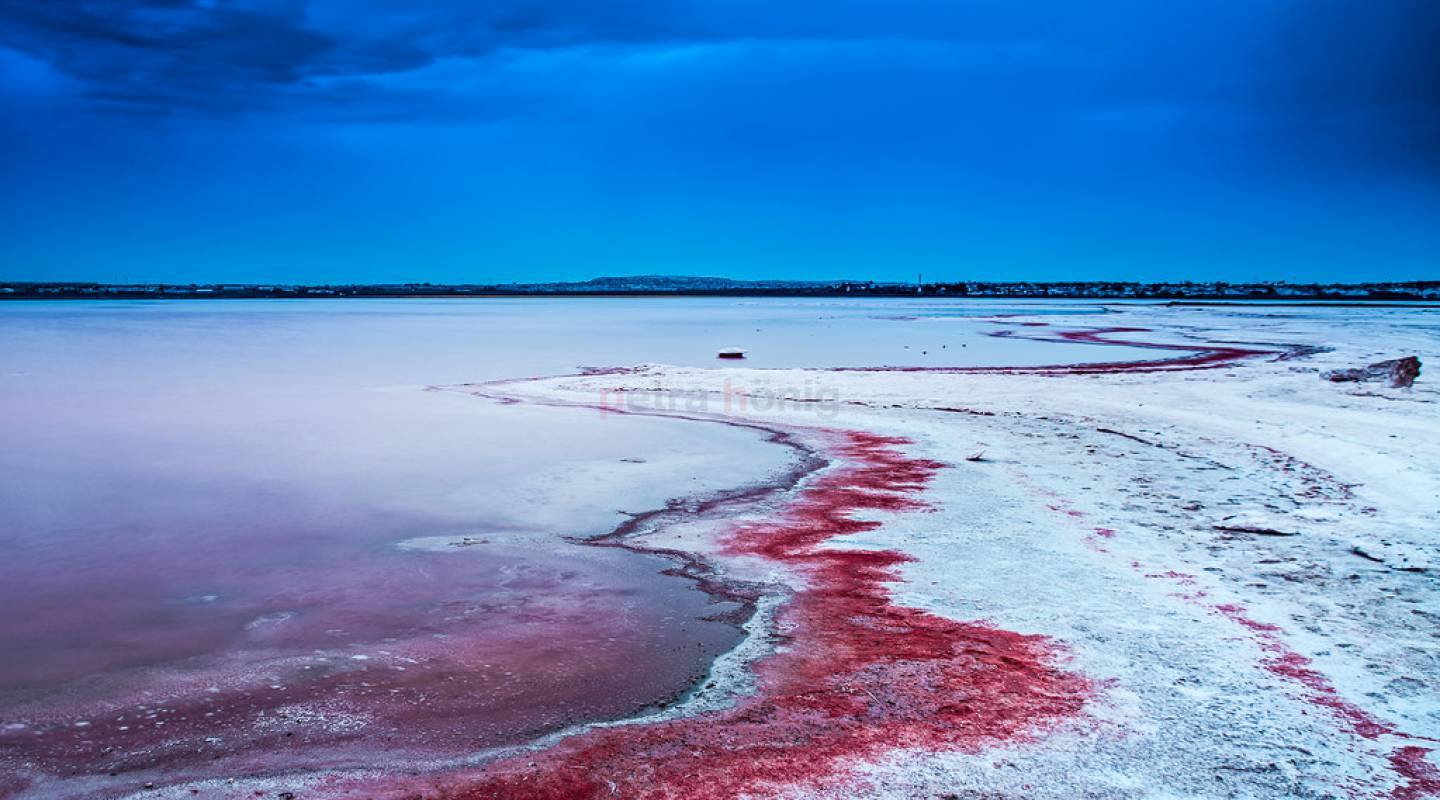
top-left (1246, 443), bottom-right (1356, 501)
top-left (1212, 603), bottom-right (1440, 798)
top-left (1213, 603), bottom-right (1398, 740)
top-left (1391, 747), bottom-right (1440, 800)
top-left (1039, 326), bottom-right (1266, 372)
top-left (831, 323), bottom-right (1278, 375)
top-left (384, 430), bottom-right (1091, 799)
top-left (1014, 469), bottom-right (1439, 798)
top-left (1001, 325), bottom-right (1271, 373)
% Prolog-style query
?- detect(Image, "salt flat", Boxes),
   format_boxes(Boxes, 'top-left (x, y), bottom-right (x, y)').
top-left (375, 303), bottom-right (1439, 800)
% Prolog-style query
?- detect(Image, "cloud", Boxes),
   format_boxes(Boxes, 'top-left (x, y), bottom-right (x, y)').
top-left (0, 0), bottom-right (708, 113)
top-left (0, 0), bottom-right (1435, 181)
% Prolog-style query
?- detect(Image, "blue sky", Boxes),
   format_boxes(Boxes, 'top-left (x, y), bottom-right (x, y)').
top-left (2, 1), bottom-right (1437, 284)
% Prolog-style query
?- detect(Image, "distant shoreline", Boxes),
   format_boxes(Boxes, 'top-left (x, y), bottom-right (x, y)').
top-left (4, 278), bottom-right (1438, 303)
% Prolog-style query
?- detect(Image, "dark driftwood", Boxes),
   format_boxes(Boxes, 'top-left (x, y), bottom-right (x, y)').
top-left (1322, 356), bottom-right (1421, 388)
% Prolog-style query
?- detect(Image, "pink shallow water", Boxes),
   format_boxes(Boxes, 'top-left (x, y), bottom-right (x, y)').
top-left (0, 397), bottom-right (770, 795)
top-left (0, 308), bottom-right (794, 796)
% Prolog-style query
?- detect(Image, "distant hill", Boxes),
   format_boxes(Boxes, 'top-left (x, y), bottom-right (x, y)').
top-left (508, 275), bottom-right (853, 292)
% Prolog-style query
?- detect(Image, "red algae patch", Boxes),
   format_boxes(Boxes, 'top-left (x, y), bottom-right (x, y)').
top-left (1013, 464), bottom-right (1439, 800)
top-left (1029, 325), bottom-right (1269, 373)
top-left (1208, 603), bottom-right (1440, 799)
top-left (387, 429), bottom-right (1092, 800)
top-left (830, 323), bottom-right (1281, 375)
top-left (1390, 747), bottom-right (1440, 800)
top-left (1213, 603), bottom-right (1398, 740)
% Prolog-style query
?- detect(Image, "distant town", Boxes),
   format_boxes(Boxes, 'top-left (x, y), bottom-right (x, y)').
top-left (3, 276), bottom-right (1438, 301)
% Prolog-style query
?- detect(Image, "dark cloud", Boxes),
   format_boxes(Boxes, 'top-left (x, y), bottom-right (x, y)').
top-left (0, 0), bottom-right (1436, 172)
top-left (2, 1), bottom-right (326, 110)
top-left (0, 0), bottom-right (733, 113)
